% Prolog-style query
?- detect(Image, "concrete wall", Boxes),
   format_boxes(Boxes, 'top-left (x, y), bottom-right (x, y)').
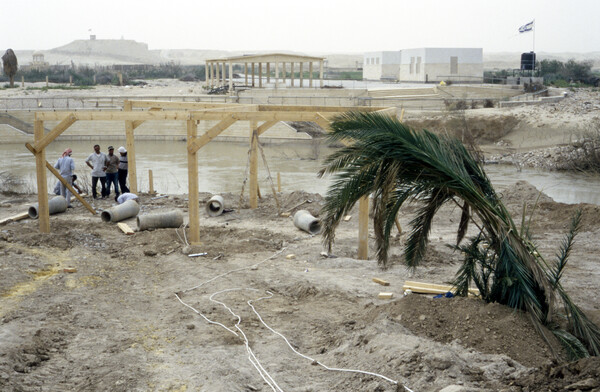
top-left (363, 51), bottom-right (401, 80)
top-left (399, 48), bottom-right (483, 83)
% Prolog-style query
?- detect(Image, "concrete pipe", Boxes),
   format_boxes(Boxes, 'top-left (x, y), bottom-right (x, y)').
top-left (293, 209), bottom-right (321, 235)
top-left (137, 210), bottom-right (183, 231)
top-left (28, 196), bottom-right (68, 219)
top-left (205, 195), bottom-right (224, 217)
top-left (100, 199), bottom-right (140, 223)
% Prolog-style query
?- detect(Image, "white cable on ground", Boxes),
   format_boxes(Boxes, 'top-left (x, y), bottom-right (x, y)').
top-left (176, 248), bottom-right (414, 392)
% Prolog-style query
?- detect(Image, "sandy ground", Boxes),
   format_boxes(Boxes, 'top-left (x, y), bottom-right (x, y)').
top-left (1, 182), bottom-right (599, 392)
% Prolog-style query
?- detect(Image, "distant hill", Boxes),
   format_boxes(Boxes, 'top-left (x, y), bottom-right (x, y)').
top-left (12, 38), bottom-right (600, 70)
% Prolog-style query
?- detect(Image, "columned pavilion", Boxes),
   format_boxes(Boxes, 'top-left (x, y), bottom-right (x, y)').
top-left (205, 53), bottom-right (326, 92)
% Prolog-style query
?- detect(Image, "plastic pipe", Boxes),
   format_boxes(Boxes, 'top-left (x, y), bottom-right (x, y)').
top-left (28, 196), bottom-right (68, 219)
top-left (100, 199), bottom-right (140, 223)
top-left (205, 195), bottom-right (224, 217)
top-left (293, 209), bottom-right (321, 235)
top-left (137, 210), bottom-right (183, 231)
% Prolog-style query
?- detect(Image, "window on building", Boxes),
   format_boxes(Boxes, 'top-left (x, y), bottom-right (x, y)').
top-left (450, 56), bottom-right (458, 74)
top-left (416, 57), bottom-right (421, 74)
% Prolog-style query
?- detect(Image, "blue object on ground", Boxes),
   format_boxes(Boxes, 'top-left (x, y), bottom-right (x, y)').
top-left (434, 291), bottom-right (455, 298)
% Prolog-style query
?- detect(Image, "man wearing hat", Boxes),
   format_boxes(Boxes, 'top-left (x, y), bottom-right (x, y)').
top-left (54, 148), bottom-right (75, 207)
top-left (105, 145), bottom-right (120, 198)
top-left (117, 146), bottom-right (130, 194)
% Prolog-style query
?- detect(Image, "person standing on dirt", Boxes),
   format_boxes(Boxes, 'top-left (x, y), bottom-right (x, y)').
top-left (117, 146), bottom-right (130, 194)
top-left (54, 148), bottom-right (75, 208)
top-left (105, 146), bottom-right (120, 199)
top-left (85, 144), bottom-right (108, 199)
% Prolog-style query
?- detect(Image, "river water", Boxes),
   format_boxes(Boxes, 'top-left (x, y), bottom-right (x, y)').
top-left (2, 140), bottom-right (600, 205)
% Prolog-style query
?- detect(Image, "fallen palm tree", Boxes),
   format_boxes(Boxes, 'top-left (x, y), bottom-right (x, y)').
top-left (319, 111), bottom-right (600, 359)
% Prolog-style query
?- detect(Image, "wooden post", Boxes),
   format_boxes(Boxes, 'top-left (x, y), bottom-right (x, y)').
top-left (258, 63), bottom-right (263, 88)
top-left (123, 101), bottom-right (137, 193)
top-left (249, 122), bottom-right (259, 209)
top-left (21, 75), bottom-right (24, 87)
top-left (290, 62), bottom-right (294, 87)
top-left (46, 76), bottom-right (49, 87)
top-left (358, 196), bottom-right (369, 259)
top-left (300, 62), bottom-right (304, 87)
top-left (277, 172), bottom-right (281, 192)
top-left (251, 62), bottom-right (255, 87)
top-left (69, 75), bottom-right (73, 86)
top-left (244, 62), bottom-right (248, 86)
top-left (187, 119), bottom-right (200, 244)
top-left (34, 120), bottom-right (50, 233)
top-left (309, 62), bottom-right (313, 87)
top-left (118, 72), bottom-right (123, 86)
top-left (148, 169), bottom-right (154, 194)
top-left (93, 74), bottom-right (96, 84)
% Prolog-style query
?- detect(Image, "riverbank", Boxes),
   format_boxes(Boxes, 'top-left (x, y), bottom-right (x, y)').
top-left (1, 184), bottom-right (599, 391)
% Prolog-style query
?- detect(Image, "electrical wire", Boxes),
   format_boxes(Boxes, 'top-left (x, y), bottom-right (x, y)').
top-left (176, 248), bottom-right (415, 392)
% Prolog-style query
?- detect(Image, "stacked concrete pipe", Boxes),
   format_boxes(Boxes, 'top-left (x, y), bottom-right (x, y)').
top-left (100, 199), bottom-right (140, 223)
top-left (205, 195), bottom-right (224, 217)
top-left (28, 196), bottom-right (68, 219)
top-left (137, 210), bottom-right (183, 231)
top-left (293, 209), bottom-right (322, 235)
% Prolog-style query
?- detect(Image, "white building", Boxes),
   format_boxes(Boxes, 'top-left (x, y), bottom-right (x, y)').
top-left (363, 51), bottom-right (401, 81)
top-left (363, 48), bottom-right (483, 83)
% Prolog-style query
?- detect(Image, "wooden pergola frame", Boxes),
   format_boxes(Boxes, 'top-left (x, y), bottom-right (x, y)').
top-left (27, 101), bottom-right (397, 258)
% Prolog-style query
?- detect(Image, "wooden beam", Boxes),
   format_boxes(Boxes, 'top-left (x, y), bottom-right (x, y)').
top-left (256, 120), bottom-right (278, 136)
top-left (187, 119), bottom-right (200, 244)
top-left (34, 120), bottom-right (49, 233)
top-left (124, 100), bottom-right (138, 194)
top-left (257, 104), bottom-right (382, 113)
top-left (358, 196), bottom-right (369, 260)
top-left (249, 123), bottom-right (258, 209)
top-left (188, 116), bottom-right (237, 154)
top-left (373, 278), bottom-right (390, 286)
top-left (277, 172), bottom-right (281, 192)
top-left (402, 281), bottom-right (480, 297)
top-left (0, 212), bottom-right (29, 226)
top-left (31, 113), bottom-right (77, 152)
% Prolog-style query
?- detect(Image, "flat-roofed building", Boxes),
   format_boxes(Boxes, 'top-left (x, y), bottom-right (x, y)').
top-left (363, 51), bottom-right (401, 81)
top-left (399, 48), bottom-right (483, 83)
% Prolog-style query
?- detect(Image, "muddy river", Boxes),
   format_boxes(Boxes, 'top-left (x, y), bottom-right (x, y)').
top-left (2, 140), bottom-right (600, 205)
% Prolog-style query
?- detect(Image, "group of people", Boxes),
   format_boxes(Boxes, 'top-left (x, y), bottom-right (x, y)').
top-left (85, 144), bottom-right (129, 200)
top-left (53, 144), bottom-right (130, 206)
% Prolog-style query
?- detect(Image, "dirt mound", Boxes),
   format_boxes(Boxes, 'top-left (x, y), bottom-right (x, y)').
top-left (376, 295), bottom-right (561, 368)
top-left (515, 356), bottom-right (600, 391)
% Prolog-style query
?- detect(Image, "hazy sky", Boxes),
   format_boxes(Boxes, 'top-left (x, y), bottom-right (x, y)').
top-left (2, 0), bottom-right (598, 54)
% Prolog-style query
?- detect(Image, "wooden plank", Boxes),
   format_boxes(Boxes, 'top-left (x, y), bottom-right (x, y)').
top-left (188, 116), bottom-right (237, 154)
top-left (378, 292), bottom-right (394, 299)
top-left (0, 212), bottom-right (29, 225)
top-left (31, 113), bottom-right (77, 152)
top-left (148, 169), bottom-right (155, 194)
top-left (372, 278), bottom-right (390, 286)
top-left (34, 120), bottom-right (50, 233)
top-left (117, 222), bottom-right (135, 235)
top-left (403, 281), bottom-right (480, 297)
top-left (187, 119), bottom-right (200, 244)
top-left (357, 196), bottom-right (369, 260)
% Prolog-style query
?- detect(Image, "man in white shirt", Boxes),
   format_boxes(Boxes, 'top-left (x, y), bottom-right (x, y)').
top-left (85, 144), bottom-right (108, 199)
top-left (54, 148), bottom-right (75, 207)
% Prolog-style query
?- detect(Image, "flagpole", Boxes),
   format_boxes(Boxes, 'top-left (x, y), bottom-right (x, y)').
top-left (533, 19), bottom-right (535, 52)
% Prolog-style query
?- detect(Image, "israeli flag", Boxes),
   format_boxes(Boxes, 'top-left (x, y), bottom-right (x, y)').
top-left (519, 21), bottom-right (534, 33)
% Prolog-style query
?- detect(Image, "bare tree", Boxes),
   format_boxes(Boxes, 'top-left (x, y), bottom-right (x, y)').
top-left (2, 49), bottom-right (18, 87)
